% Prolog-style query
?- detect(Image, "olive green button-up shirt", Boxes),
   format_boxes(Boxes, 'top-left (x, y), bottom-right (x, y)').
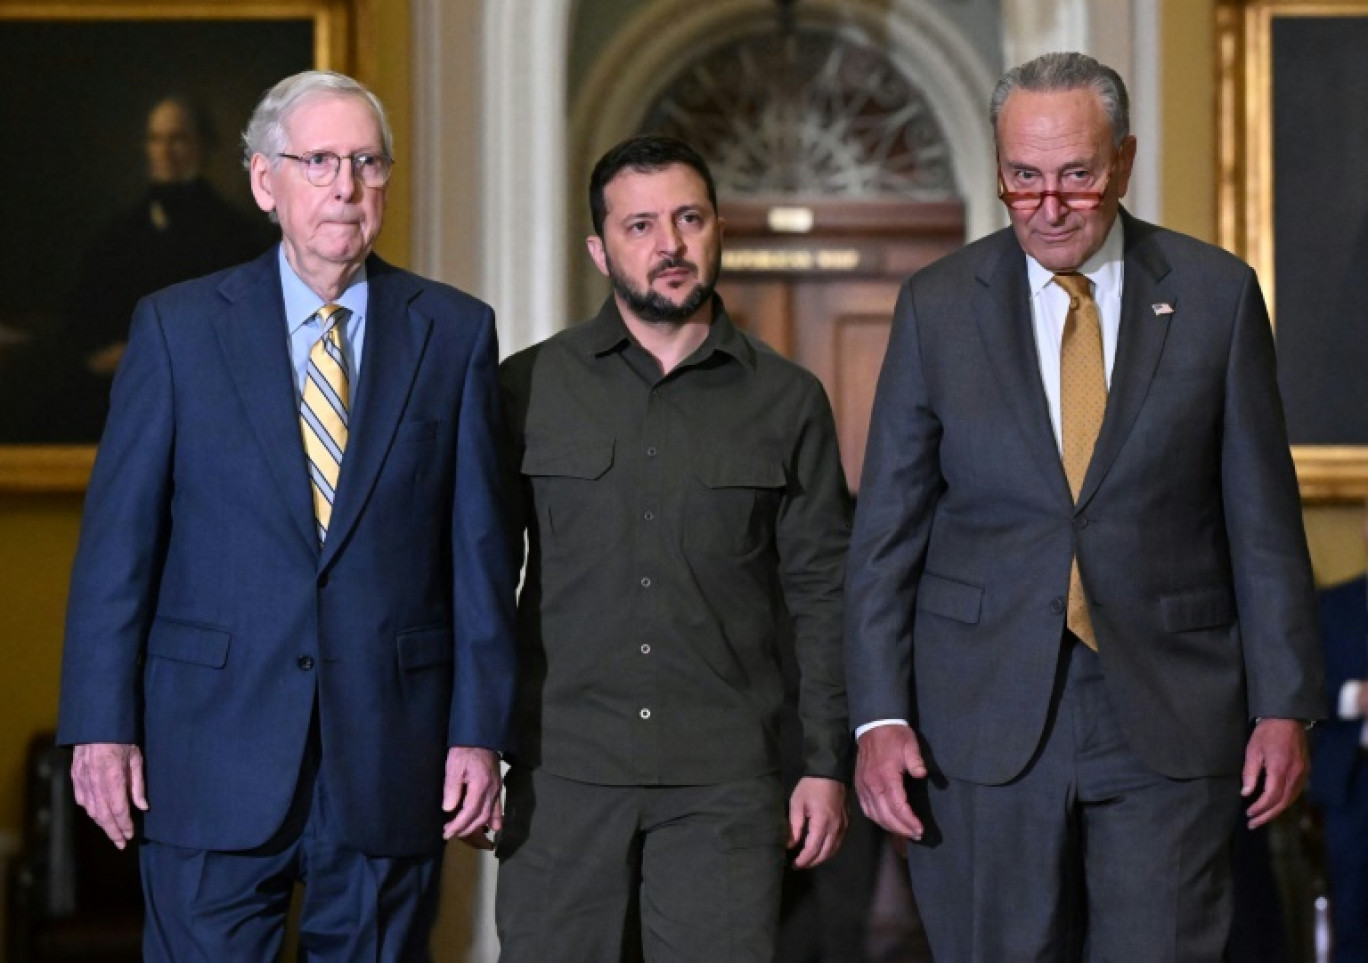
top-left (500, 297), bottom-right (852, 786)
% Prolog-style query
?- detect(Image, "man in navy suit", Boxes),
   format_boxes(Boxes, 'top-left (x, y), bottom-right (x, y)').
top-left (845, 52), bottom-right (1323, 960)
top-left (1311, 506), bottom-right (1368, 963)
top-left (56, 70), bottom-right (517, 960)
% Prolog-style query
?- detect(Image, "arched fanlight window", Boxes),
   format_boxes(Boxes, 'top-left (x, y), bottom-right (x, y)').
top-left (640, 27), bottom-right (958, 200)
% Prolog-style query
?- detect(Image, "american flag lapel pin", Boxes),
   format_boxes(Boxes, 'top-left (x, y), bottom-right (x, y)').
top-left (1151, 302), bottom-right (1174, 318)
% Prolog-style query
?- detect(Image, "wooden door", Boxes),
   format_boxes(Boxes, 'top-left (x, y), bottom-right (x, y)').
top-left (716, 200), bottom-right (965, 492)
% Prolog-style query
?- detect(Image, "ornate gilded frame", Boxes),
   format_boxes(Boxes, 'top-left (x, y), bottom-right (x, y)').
top-left (0, 0), bottom-right (353, 492)
top-left (1217, 0), bottom-right (1368, 501)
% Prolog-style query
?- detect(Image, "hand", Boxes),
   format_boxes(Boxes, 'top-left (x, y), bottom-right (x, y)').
top-left (70, 743), bottom-right (148, 849)
top-left (1241, 718), bottom-right (1310, 829)
top-left (786, 777), bottom-right (848, 869)
top-left (854, 725), bottom-right (927, 841)
top-left (442, 746), bottom-right (502, 848)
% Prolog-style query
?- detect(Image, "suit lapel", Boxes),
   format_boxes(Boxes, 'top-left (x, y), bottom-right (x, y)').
top-left (320, 257), bottom-right (430, 569)
top-left (213, 251), bottom-right (317, 551)
top-left (1076, 213), bottom-right (1175, 508)
top-left (972, 237), bottom-right (1075, 504)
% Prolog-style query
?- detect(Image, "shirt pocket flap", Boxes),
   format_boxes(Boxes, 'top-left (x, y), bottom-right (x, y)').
top-left (147, 618), bottom-right (230, 668)
top-left (916, 573), bottom-right (984, 625)
top-left (1160, 588), bottom-right (1235, 632)
top-left (522, 440), bottom-right (615, 480)
top-left (691, 451), bottom-right (786, 490)
top-left (397, 626), bottom-right (454, 670)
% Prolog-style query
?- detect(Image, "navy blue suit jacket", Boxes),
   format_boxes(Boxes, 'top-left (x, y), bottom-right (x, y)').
top-left (57, 248), bottom-right (518, 857)
top-left (1311, 577), bottom-right (1368, 808)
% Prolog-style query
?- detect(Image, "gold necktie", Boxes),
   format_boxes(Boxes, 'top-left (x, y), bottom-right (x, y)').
top-left (300, 304), bottom-right (349, 545)
top-left (1055, 273), bottom-right (1106, 649)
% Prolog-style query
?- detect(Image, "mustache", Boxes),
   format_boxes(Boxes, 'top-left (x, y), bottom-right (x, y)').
top-left (649, 256), bottom-right (697, 281)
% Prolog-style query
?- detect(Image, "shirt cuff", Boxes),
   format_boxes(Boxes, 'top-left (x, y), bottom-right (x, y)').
top-left (1340, 680), bottom-right (1365, 721)
top-left (855, 719), bottom-right (910, 740)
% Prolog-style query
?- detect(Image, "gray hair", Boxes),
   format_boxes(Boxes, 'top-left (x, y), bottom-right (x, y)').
top-left (989, 52), bottom-right (1130, 148)
top-left (240, 70), bottom-right (393, 169)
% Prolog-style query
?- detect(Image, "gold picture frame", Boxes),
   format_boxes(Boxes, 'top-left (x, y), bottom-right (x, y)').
top-left (0, 0), bottom-right (354, 492)
top-left (1217, 0), bottom-right (1368, 502)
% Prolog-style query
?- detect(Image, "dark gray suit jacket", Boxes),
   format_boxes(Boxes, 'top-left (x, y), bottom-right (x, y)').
top-left (845, 211), bottom-right (1323, 784)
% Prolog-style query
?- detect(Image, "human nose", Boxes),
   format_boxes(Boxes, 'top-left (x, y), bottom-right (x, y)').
top-left (332, 158), bottom-right (361, 200)
top-left (657, 221), bottom-right (684, 256)
top-left (1037, 191), bottom-right (1067, 223)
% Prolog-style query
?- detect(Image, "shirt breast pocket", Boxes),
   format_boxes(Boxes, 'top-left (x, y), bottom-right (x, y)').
top-left (686, 449), bottom-right (786, 556)
top-left (522, 438), bottom-right (617, 549)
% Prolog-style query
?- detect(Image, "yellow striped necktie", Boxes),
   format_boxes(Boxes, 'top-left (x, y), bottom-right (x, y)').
top-left (300, 303), bottom-right (349, 546)
top-left (1055, 272), bottom-right (1106, 649)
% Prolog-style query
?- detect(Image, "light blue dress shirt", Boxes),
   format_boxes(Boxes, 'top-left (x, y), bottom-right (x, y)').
top-left (279, 245), bottom-right (369, 400)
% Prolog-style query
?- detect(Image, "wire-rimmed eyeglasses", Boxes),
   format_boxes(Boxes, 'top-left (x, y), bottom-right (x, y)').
top-left (277, 150), bottom-right (394, 189)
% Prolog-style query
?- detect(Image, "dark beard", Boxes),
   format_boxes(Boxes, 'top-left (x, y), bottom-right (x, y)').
top-left (606, 253), bottom-right (717, 323)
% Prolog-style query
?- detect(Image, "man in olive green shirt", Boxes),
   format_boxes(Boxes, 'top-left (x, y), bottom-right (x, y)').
top-left (496, 135), bottom-right (852, 962)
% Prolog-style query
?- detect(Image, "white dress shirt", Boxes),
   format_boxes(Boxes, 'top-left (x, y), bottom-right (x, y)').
top-left (1338, 680), bottom-right (1368, 747)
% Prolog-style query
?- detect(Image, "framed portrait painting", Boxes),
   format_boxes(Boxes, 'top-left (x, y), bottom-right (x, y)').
top-left (0, 0), bottom-right (353, 491)
top-left (1218, 0), bottom-right (1368, 500)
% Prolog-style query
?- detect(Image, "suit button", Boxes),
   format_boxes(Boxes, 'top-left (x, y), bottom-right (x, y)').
top-left (297, 655), bottom-right (315, 671)
top-left (1073, 516), bottom-right (1089, 529)
top-left (1050, 597), bottom-right (1065, 615)
top-left (318, 573), bottom-right (329, 588)
top-left (639, 708), bottom-right (651, 720)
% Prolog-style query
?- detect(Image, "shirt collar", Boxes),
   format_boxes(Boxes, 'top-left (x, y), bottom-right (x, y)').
top-left (1024, 214), bottom-right (1125, 299)
top-left (279, 244), bottom-right (369, 334)
top-left (582, 295), bottom-right (756, 370)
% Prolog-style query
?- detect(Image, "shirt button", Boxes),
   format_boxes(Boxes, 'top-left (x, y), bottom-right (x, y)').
top-left (297, 655), bottom-right (315, 671)
top-left (646, 446), bottom-right (658, 457)
top-left (639, 708), bottom-right (651, 720)
top-left (640, 644), bottom-right (651, 654)
top-left (640, 577), bottom-right (652, 588)
top-left (643, 511), bottom-right (655, 521)
top-left (1050, 597), bottom-right (1065, 615)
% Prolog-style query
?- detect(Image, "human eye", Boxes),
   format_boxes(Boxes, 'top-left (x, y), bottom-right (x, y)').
top-left (354, 153), bottom-right (381, 171)
top-left (626, 220), bottom-right (650, 235)
top-left (302, 151), bottom-right (338, 170)
top-left (678, 210), bottom-right (704, 227)
top-left (1011, 169), bottom-right (1039, 187)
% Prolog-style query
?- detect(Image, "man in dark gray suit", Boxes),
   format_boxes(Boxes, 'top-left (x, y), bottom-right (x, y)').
top-left (844, 52), bottom-right (1324, 960)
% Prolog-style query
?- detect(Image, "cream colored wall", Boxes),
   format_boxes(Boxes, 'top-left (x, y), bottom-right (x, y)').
top-left (1160, 0), bottom-right (1215, 242)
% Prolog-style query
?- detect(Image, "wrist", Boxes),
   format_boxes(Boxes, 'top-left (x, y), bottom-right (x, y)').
top-left (1253, 716), bottom-right (1316, 731)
